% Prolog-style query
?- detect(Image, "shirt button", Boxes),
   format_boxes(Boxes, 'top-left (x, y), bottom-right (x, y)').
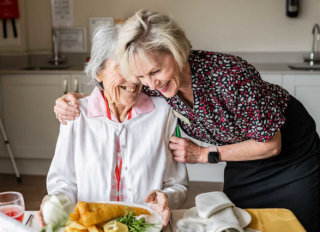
top-left (128, 188), bottom-right (131, 192)
top-left (124, 166), bottom-right (128, 170)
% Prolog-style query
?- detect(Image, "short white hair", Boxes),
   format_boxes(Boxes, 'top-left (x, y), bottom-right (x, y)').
top-left (116, 9), bottom-right (192, 78)
top-left (85, 24), bottom-right (120, 89)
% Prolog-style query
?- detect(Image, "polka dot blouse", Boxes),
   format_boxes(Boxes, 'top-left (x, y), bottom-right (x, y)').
top-left (142, 50), bottom-right (290, 146)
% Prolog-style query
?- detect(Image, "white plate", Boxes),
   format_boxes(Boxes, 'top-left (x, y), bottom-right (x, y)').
top-left (80, 201), bottom-right (163, 232)
top-left (183, 206), bottom-right (251, 228)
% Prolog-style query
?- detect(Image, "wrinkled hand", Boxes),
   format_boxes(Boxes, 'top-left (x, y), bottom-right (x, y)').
top-left (54, 92), bottom-right (85, 125)
top-left (169, 136), bottom-right (209, 163)
top-left (145, 190), bottom-right (170, 226)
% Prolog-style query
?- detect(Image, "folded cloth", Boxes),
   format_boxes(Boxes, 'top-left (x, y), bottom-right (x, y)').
top-left (177, 191), bottom-right (252, 232)
top-left (196, 191), bottom-right (235, 218)
top-left (177, 215), bottom-right (243, 232)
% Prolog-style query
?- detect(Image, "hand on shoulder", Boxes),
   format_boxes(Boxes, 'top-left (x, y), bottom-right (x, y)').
top-left (54, 92), bottom-right (86, 125)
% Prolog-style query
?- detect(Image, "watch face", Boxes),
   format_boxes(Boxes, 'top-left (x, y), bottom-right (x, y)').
top-left (208, 152), bottom-right (220, 163)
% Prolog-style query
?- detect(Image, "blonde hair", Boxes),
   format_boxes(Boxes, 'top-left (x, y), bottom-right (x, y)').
top-left (116, 9), bottom-right (192, 78)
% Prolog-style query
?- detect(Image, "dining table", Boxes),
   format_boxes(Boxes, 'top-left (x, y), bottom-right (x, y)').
top-left (23, 207), bottom-right (306, 232)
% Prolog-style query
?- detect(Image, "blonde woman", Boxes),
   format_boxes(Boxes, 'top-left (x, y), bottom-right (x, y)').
top-left (54, 10), bottom-right (319, 231)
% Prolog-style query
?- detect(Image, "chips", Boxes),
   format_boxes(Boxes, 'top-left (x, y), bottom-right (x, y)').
top-left (64, 220), bottom-right (86, 232)
top-left (64, 220), bottom-right (103, 232)
top-left (88, 225), bottom-right (103, 232)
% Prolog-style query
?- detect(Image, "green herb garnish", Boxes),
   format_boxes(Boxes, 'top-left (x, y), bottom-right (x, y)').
top-left (117, 211), bottom-right (154, 232)
top-left (41, 220), bottom-right (66, 232)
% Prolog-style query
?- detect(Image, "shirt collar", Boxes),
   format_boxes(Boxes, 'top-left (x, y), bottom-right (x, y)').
top-left (87, 87), bottom-right (155, 118)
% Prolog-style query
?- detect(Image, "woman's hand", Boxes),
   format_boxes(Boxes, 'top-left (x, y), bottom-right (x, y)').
top-left (54, 93), bottom-right (85, 125)
top-left (145, 190), bottom-right (170, 226)
top-left (169, 136), bottom-right (208, 163)
top-left (169, 131), bottom-right (282, 163)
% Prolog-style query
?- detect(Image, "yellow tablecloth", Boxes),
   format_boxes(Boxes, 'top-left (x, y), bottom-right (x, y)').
top-left (245, 208), bottom-right (306, 232)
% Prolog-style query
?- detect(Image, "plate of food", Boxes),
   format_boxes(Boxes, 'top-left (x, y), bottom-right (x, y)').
top-left (63, 201), bottom-right (162, 232)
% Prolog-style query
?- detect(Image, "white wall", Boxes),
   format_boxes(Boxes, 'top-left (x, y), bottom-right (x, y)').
top-left (1, 0), bottom-right (320, 53)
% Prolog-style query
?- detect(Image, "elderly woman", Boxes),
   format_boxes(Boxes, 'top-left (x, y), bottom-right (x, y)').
top-left (44, 24), bottom-right (188, 226)
top-left (54, 10), bottom-right (319, 231)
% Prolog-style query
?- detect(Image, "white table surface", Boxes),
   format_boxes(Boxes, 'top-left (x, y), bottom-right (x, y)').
top-left (24, 211), bottom-right (42, 231)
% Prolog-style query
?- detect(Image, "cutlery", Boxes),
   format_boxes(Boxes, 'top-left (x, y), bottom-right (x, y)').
top-left (24, 214), bottom-right (33, 226)
top-left (169, 214), bottom-right (174, 232)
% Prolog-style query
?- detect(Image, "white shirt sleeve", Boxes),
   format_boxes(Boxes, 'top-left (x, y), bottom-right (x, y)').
top-left (161, 109), bottom-right (189, 209)
top-left (47, 121), bottom-right (77, 204)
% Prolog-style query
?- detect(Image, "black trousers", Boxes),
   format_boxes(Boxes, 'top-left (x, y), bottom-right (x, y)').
top-left (224, 96), bottom-right (320, 232)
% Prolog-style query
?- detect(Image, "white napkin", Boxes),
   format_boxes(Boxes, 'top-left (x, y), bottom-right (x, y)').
top-left (196, 191), bottom-right (235, 218)
top-left (177, 191), bottom-right (250, 232)
top-left (0, 213), bottom-right (36, 232)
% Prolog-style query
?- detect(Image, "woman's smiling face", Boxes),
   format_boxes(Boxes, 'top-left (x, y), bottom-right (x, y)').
top-left (97, 59), bottom-right (142, 107)
top-left (131, 52), bottom-right (183, 98)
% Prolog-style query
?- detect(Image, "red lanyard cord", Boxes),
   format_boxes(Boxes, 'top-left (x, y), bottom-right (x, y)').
top-left (102, 92), bottom-right (112, 119)
top-left (128, 108), bottom-right (132, 120)
top-left (102, 92), bottom-right (132, 201)
top-left (115, 157), bottom-right (122, 201)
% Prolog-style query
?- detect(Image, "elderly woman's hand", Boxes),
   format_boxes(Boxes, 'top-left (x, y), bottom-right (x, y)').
top-left (169, 136), bottom-right (209, 163)
top-left (144, 190), bottom-right (170, 226)
top-left (54, 92), bottom-right (85, 125)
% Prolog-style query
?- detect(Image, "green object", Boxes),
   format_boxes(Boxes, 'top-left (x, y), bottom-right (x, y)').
top-left (117, 211), bottom-right (154, 232)
top-left (41, 221), bottom-right (66, 232)
top-left (176, 126), bottom-right (181, 138)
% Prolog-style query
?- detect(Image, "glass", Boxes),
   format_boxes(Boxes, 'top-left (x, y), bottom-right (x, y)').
top-left (0, 191), bottom-right (25, 222)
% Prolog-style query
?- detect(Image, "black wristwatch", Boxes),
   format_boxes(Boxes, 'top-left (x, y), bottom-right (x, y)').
top-left (208, 146), bottom-right (220, 163)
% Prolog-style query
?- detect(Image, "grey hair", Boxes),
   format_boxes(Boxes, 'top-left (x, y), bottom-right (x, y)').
top-left (116, 9), bottom-right (192, 78)
top-left (85, 24), bottom-right (120, 90)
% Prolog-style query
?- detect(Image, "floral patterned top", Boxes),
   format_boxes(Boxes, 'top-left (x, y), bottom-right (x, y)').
top-left (142, 50), bottom-right (290, 146)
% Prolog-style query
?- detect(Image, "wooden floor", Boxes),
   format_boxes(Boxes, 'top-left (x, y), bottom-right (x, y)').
top-left (0, 174), bottom-right (47, 210)
top-left (0, 174), bottom-right (223, 210)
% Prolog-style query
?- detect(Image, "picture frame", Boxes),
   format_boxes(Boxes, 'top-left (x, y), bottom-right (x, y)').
top-left (56, 27), bottom-right (87, 53)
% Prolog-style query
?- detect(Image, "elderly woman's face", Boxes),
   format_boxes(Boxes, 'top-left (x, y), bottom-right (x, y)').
top-left (132, 52), bottom-right (181, 98)
top-left (97, 59), bottom-right (141, 107)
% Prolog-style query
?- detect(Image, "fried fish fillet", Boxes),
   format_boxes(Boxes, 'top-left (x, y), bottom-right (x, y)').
top-left (69, 201), bottom-right (151, 227)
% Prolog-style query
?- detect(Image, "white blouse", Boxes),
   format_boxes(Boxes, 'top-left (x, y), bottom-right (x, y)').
top-left (47, 88), bottom-right (189, 209)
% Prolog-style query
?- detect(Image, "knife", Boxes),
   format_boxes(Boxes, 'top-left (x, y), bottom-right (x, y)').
top-left (169, 214), bottom-right (174, 232)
